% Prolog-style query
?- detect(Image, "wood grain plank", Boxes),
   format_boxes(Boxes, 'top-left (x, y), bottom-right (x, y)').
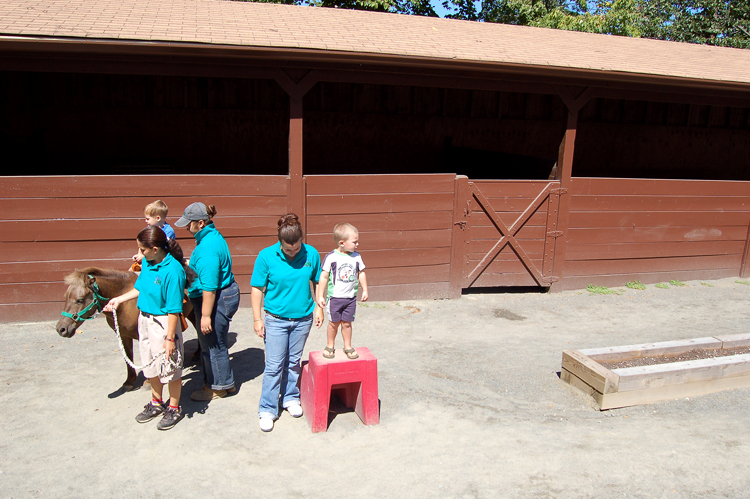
top-left (567, 226), bottom-right (748, 245)
top-left (0, 216), bottom-right (280, 243)
top-left (308, 229), bottom-right (452, 252)
top-left (561, 350), bottom-right (619, 394)
top-left (566, 240), bottom-right (745, 261)
top-left (614, 354), bottom-right (750, 392)
top-left (599, 374), bottom-right (750, 410)
top-left (580, 337), bottom-right (723, 362)
top-left (307, 192), bottom-right (454, 215)
top-left (0, 175), bottom-right (288, 198)
top-left (365, 282), bottom-right (451, 301)
top-left (0, 196), bottom-right (288, 221)
top-left (306, 212), bottom-right (453, 233)
top-left (571, 195), bottom-right (750, 212)
top-left (571, 177), bottom-right (750, 198)
top-left (568, 211), bottom-right (750, 229)
top-left (306, 174), bottom-right (455, 195)
top-left (564, 254), bottom-right (742, 275)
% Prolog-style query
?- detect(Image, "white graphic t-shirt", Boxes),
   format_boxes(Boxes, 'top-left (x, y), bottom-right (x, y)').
top-left (321, 250), bottom-right (366, 299)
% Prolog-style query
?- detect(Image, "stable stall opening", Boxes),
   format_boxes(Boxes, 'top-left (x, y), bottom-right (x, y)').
top-left (574, 97), bottom-right (750, 181)
top-left (302, 82), bottom-right (566, 180)
top-left (0, 71), bottom-right (290, 176)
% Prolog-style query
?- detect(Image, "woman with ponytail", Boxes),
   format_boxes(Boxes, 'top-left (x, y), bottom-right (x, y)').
top-left (174, 202), bottom-right (240, 402)
top-left (103, 225), bottom-right (187, 430)
top-left (251, 213), bottom-right (324, 432)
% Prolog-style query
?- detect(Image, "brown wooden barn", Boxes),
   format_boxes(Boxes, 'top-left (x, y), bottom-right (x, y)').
top-left (2, 0), bottom-right (750, 322)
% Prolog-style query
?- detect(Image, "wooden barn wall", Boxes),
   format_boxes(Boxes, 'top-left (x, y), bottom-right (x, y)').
top-left (466, 180), bottom-right (558, 288)
top-left (0, 71), bottom-right (290, 175)
top-left (0, 175), bottom-right (286, 323)
top-left (560, 178), bottom-right (750, 290)
top-left (305, 174), bottom-right (457, 301)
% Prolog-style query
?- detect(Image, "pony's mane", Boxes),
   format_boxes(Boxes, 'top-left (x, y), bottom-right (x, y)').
top-left (64, 267), bottom-right (133, 287)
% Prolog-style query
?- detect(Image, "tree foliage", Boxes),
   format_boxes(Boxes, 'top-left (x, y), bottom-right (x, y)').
top-left (442, 0), bottom-right (749, 48)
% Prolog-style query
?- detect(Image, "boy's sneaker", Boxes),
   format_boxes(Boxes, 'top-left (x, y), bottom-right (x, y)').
top-left (157, 406), bottom-right (184, 431)
top-left (135, 401), bottom-right (166, 423)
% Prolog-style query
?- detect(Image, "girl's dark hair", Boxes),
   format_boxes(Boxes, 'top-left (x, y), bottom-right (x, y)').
top-left (137, 226), bottom-right (184, 261)
top-left (277, 213), bottom-right (303, 244)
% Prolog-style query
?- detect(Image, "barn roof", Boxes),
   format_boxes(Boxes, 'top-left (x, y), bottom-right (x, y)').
top-left (1, 0), bottom-right (750, 89)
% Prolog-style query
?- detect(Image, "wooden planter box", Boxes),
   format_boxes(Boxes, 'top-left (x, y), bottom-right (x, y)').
top-left (561, 334), bottom-right (750, 410)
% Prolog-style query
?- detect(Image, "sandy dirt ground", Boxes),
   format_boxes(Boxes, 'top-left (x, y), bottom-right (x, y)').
top-left (2, 277), bottom-right (750, 498)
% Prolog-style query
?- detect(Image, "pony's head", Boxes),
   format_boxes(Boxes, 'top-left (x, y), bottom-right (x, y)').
top-left (55, 269), bottom-right (111, 337)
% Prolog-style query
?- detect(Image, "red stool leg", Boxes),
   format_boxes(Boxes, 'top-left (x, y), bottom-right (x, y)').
top-left (300, 363), bottom-right (331, 433)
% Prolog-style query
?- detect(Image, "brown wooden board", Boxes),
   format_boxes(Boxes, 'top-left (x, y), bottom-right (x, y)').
top-left (564, 254), bottom-right (741, 275)
top-left (571, 178), bottom-right (750, 197)
top-left (567, 226), bottom-right (748, 244)
top-left (0, 175), bottom-right (288, 198)
top-left (305, 174), bottom-right (455, 195)
top-left (566, 240), bottom-right (745, 261)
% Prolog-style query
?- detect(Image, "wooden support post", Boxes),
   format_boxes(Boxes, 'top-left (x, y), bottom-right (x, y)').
top-left (288, 97), bottom-right (305, 221)
top-left (274, 69), bottom-right (319, 234)
top-left (741, 217), bottom-right (750, 278)
top-left (548, 85), bottom-right (592, 291)
top-left (449, 175), bottom-right (470, 298)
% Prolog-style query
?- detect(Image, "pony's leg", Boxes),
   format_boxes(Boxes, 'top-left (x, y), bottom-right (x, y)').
top-left (122, 334), bottom-right (137, 391)
top-left (183, 298), bottom-right (201, 362)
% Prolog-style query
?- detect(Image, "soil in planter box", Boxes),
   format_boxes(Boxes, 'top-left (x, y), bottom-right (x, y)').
top-left (600, 346), bottom-right (750, 369)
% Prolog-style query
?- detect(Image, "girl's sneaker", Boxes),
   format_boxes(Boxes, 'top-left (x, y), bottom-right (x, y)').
top-left (135, 401), bottom-right (166, 423)
top-left (157, 406), bottom-right (184, 431)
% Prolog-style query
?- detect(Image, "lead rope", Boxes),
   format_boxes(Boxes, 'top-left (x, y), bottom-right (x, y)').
top-left (112, 308), bottom-right (182, 377)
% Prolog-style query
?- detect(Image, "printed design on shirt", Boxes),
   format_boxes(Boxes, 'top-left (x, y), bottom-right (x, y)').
top-left (337, 263), bottom-right (356, 283)
top-left (304, 261), bottom-right (312, 268)
top-left (154, 276), bottom-right (162, 286)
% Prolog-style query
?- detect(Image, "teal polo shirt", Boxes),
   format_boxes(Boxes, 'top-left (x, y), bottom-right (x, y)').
top-left (251, 242), bottom-right (321, 319)
top-left (134, 253), bottom-right (186, 316)
top-left (187, 223), bottom-right (235, 299)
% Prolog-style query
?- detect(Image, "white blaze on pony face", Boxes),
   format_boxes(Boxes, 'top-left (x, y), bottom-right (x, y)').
top-left (55, 283), bottom-right (93, 337)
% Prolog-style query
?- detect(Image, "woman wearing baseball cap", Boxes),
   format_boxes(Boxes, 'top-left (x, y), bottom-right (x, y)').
top-left (175, 202), bottom-right (240, 401)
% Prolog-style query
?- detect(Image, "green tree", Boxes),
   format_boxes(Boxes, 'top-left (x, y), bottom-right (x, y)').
top-left (442, 0), bottom-right (748, 47)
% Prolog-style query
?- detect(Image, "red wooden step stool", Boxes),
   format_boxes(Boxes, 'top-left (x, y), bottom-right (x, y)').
top-left (300, 346), bottom-right (379, 433)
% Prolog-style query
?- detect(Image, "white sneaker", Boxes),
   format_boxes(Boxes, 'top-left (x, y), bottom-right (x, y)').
top-left (259, 417), bottom-right (274, 432)
top-left (286, 403), bottom-right (303, 418)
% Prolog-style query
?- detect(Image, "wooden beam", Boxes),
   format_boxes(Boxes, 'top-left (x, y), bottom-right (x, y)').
top-left (548, 109), bottom-right (577, 291)
top-left (561, 350), bottom-right (619, 394)
top-left (449, 175), bottom-right (470, 298)
top-left (740, 217), bottom-right (750, 278)
top-left (288, 98), bottom-right (305, 221)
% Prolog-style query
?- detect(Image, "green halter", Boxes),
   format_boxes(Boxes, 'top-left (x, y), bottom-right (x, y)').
top-left (60, 276), bottom-right (108, 323)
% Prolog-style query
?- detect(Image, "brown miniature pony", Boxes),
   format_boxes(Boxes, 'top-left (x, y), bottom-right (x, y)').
top-left (55, 267), bottom-right (196, 392)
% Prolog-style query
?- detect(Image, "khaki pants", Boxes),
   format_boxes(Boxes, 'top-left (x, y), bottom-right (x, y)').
top-left (138, 313), bottom-right (183, 383)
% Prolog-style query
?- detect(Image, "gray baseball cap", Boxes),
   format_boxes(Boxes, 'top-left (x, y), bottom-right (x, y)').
top-left (174, 202), bottom-right (209, 227)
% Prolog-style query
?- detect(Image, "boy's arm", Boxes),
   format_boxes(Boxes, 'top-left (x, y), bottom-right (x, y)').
top-left (358, 270), bottom-right (368, 302)
top-left (316, 270), bottom-right (329, 308)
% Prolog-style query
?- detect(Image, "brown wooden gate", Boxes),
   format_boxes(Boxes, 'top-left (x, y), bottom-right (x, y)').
top-left (459, 180), bottom-right (563, 289)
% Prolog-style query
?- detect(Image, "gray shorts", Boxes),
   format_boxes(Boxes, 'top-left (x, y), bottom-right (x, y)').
top-left (325, 297), bottom-right (357, 323)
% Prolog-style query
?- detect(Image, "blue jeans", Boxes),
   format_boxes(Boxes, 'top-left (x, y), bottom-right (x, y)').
top-left (258, 313), bottom-right (313, 419)
top-left (190, 281), bottom-right (240, 391)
